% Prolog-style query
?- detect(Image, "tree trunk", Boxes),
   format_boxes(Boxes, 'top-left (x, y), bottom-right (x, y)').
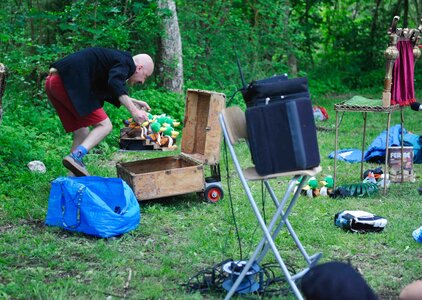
top-left (365, 0), bottom-right (382, 69)
top-left (157, 0), bottom-right (184, 93)
top-left (414, 0), bottom-right (420, 19)
top-left (304, 0), bottom-right (314, 66)
top-left (403, 0), bottom-right (409, 27)
top-left (284, 2), bottom-right (298, 76)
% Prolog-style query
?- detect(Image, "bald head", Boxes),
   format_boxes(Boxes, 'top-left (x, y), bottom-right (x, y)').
top-left (133, 54), bottom-right (154, 75)
top-left (129, 54), bottom-right (154, 85)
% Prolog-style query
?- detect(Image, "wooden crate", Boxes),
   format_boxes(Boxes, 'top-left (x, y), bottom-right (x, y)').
top-left (116, 155), bottom-right (205, 200)
top-left (116, 89), bottom-right (226, 201)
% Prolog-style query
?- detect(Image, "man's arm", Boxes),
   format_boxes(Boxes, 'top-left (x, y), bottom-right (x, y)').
top-left (118, 94), bottom-right (150, 124)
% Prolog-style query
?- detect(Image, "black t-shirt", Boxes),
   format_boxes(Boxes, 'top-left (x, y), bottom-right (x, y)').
top-left (52, 47), bottom-right (136, 117)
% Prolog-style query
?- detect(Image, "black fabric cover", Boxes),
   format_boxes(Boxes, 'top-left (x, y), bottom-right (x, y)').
top-left (245, 97), bottom-right (320, 175)
top-left (242, 76), bottom-right (309, 107)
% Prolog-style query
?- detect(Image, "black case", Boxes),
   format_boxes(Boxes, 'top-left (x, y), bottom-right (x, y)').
top-left (245, 97), bottom-right (320, 175)
top-left (242, 76), bottom-right (309, 107)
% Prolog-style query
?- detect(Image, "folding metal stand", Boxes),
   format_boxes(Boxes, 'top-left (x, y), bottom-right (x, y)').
top-left (219, 107), bottom-right (322, 300)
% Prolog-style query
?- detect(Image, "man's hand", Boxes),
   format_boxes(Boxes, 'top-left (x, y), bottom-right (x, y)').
top-left (131, 99), bottom-right (151, 111)
top-left (131, 108), bottom-right (149, 125)
top-left (119, 95), bottom-right (150, 124)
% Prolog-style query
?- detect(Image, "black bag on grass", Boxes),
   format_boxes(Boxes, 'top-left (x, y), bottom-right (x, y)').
top-left (334, 210), bottom-right (387, 233)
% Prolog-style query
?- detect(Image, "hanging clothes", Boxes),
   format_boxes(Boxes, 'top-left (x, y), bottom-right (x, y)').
top-left (391, 40), bottom-right (416, 106)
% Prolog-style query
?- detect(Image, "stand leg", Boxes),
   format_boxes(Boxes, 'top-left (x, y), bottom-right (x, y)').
top-left (361, 112), bottom-right (367, 180)
top-left (334, 111), bottom-right (339, 190)
top-left (384, 112), bottom-right (392, 194)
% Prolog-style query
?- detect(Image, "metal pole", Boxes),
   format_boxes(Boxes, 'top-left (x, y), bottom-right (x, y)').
top-left (361, 112), bottom-right (367, 180)
top-left (384, 112), bottom-right (392, 194)
top-left (334, 111), bottom-right (340, 189)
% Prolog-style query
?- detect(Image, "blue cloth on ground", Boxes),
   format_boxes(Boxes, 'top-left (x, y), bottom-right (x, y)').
top-left (364, 124), bottom-right (405, 163)
top-left (328, 148), bottom-right (363, 163)
top-left (328, 125), bottom-right (421, 163)
top-left (45, 176), bottom-right (140, 238)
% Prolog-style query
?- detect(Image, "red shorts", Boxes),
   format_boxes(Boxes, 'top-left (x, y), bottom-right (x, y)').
top-left (45, 73), bottom-right (108, 132)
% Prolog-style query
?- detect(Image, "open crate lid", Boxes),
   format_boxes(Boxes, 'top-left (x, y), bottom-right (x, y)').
top-left (180, 89), bottom-right (226, 165)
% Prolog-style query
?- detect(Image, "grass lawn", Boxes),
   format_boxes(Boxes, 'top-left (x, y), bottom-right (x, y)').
top-left (0, 91), bottom-right (421, 299)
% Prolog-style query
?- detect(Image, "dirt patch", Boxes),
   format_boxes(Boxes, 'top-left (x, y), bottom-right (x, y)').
top-left (0, 224), bottom-right (13, 233)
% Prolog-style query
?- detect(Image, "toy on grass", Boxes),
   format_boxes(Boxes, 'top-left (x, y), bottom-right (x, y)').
top-left (302, 176), bottom-right (320, 198)
top-left (313, 105), bottom-right (329, 121)
top-left (363, 167), bottom-right (383, 181)
top-left (330, 182), bottom-right (379, 198)
top-left (363, 171), bottom-right (377, 184)
top-left (319, 175), bottom-right (334, 197)
top-left (377, 174), bottom-right (391, 189)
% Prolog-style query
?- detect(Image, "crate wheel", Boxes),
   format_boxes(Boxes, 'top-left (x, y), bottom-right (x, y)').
top-left (204, 185), bottom-right (224, 203)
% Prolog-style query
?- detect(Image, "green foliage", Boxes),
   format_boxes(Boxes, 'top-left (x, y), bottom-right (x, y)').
top-left (0, 0), bottom-right (161, 100)
top-left (1, 0), bottom-right (421, 98)
top-left (0, 124), bottom-right (42, 181)
top-left (131, 89), bottom-right (185, 123)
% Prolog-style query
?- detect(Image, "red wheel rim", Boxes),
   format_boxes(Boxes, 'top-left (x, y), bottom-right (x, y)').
top-left (207, 188), bottom-right (221, 203)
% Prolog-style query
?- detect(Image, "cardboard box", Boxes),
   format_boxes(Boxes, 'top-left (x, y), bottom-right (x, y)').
top-left (116, 89), bottom-right (226, 201)
top-left (388, 146), bottom-right (414, 182)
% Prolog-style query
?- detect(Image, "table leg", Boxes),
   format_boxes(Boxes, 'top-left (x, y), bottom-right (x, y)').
top-left (361, 112), bottom-right (367, 180)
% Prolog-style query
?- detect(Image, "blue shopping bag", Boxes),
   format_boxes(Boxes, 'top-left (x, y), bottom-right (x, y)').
top-left (45, 176), bottom-right (140, 238)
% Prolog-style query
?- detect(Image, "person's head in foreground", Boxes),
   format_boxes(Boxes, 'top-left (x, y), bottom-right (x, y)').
top-left (301, 261), bottom-right (378, 300)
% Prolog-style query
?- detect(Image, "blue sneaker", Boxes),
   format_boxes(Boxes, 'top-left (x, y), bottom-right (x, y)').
top-left (62, 153), bottom-right (89, 177)
top-left (412, 226), bottom-right (422, 243)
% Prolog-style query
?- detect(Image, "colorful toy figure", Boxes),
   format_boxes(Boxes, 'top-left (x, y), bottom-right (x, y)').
top-left (363, 172), bottom-right (377, 184)
top-left (320, 175), bottom-right (334, 197)
top-left (302, 176), bottom-right (320, 198)
top-left (123, 113), bottom-right (181, 149)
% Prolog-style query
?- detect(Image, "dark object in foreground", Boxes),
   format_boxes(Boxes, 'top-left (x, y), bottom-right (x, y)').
top-left (301, 261), bottom-right (378, 300)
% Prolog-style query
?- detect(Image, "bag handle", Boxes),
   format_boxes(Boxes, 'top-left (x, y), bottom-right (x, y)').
top-left (61, 184), bottom-right (85, 229)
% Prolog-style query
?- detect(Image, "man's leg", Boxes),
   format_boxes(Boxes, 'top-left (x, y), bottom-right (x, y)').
top-left (78, 118), bottom-right (113, 151)
top-left (72, 127), bottom-right (90, 152)
top-left (45, 72), bottom-right (110, 176)
top-left (64, 118), bottom-right (112, 176)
